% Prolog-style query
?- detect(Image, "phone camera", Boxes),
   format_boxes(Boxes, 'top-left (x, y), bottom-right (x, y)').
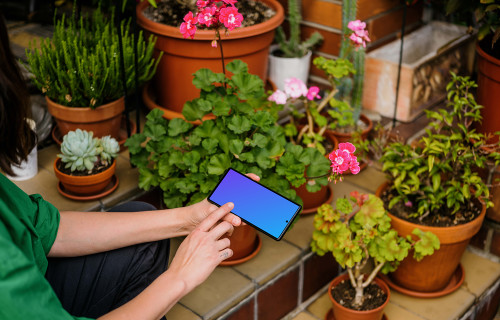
top-left (285, 220), bottom-right (289, 223)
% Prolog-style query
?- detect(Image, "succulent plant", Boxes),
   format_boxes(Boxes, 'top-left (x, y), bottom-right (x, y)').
top-left (59, 129), bottom-right (119, 173)
top-left (99, 136), bottom-right (120, 165)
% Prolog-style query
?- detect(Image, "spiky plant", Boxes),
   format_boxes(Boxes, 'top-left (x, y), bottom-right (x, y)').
top-left (274, 0), bottom-right (323, 57)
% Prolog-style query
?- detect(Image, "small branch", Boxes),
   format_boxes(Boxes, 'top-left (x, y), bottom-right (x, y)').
top-left (362, 261), bottom-right (385, 288)
top-left (347, 268), bottom-right (357, 288)
top-left (317, 88), bottom-right (338, 113)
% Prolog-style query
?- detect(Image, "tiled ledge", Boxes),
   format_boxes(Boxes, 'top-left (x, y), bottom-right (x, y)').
top-left (10, 145), bottom-right (500, 320)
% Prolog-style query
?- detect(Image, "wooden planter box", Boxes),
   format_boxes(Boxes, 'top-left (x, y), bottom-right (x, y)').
top-left (362, 21), bottom-right (475, 122)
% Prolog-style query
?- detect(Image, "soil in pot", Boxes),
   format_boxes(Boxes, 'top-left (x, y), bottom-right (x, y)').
top-left (331, 278), bottom-right (387, 311)
top-left (379, 187), bottom-right (482, 227)
top-left (56, 160), bottom-right (113, 176)
top-left (143, 0), bottom-right (275, 27)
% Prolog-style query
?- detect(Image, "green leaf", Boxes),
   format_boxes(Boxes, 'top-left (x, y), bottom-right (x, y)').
top-left (137, 167), bottom-right (157, 190)
top-left (225, 59), bottom-right (248, 74)
top-left (250, 133), bottom-right (268, 148)
top-left (192, 68), bottom-right (217, 91)
top-left (213, 100), bottom-right (231, 116)
top-left (168, 118), bottom-right (192, 136)
top-left (183, 100), bottom-right (206, 121)
top-left (229, 139), bottom-right (244, 155)
top-left (202, 138), bottom-right (219, 153)
top-left (125, 133), bottom-right (146, 154)
top-left (228, 115), bottom-right (252, 134)
top-left (207, 154), bottom-right (231, 175)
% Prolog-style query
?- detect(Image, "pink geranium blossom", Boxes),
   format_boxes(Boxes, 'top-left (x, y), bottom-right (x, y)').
top-left (328, 142), bottom-right (360, 182)
top-left (180, 12), bottom-right (198, 39)
top-left (347, 19), bottom-right (370, 48)
top-left (284, 77), bottom-right (308, 99)
top-left (219, 6), bottom-right (243, 30)
top-left (268, 90), bottom-right (288, 105)
top-left (197, 6), bottom-right (217, 27)
top-left (223, 0), bottom-right (238, 5)
top-left (306, 86), bottom-right (321, 100)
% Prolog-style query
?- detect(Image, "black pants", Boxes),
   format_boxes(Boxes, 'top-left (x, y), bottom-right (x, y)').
top-left (45, 201), bottom-right (170, 319)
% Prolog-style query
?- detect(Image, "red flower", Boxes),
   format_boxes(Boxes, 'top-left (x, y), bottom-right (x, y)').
top-left (180, 12), bottom-right (198, 39)
top-left (219, 6), bottom-right (243, 31)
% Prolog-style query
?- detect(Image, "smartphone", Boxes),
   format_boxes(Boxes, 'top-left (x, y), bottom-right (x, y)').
top-left (207, 168), bottom-right (302, 241)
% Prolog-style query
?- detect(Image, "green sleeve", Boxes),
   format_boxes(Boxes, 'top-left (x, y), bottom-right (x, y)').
top-left (0, 232), bottom-right (93, 320)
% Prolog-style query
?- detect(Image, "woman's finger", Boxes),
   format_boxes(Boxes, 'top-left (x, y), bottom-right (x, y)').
top-left (198, 202), bottom-right (234, 232)
top-left (215, 237), bottom-right (231, 251)
top-left (218, 248), bottom-right (233, 262)
top-left (209, 220), bottom-right (234, 240)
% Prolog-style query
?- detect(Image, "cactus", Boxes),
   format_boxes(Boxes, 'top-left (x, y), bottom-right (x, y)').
top-left (58, 129), bottom-right (119, 173)
top-left (337, 0), bottom-right (365, 124)
top-left (274, 0), bottom-right (323, 58)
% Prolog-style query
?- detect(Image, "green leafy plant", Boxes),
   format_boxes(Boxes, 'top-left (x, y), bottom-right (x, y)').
top-left (312, 56), bottom-right (356, 130)
top-left (59, 129), bottom-right (119, 174)
top-left (274, 0), bottom-right (323, 58)
top-left (380, 73), bottom-right (500, 223)
top-left (125, 60), bottom-right (334, 207)
top-left (25, 7), bottom-right (161, 109)
top-left (311, 192), bottom-right (439, 309)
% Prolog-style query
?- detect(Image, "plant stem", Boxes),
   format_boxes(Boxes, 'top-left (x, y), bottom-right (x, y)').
top-left (216, 29), bottom-right (227, 89)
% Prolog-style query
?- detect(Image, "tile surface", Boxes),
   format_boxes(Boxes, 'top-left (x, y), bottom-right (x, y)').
top-left (461, 250), bottom-right (500, 297)
top-left (233, 232), bottom-right (301, 284)
top-left (290, 311), bottom-right (319, 320)
top-left (166, 304), bottom-right (202, 320)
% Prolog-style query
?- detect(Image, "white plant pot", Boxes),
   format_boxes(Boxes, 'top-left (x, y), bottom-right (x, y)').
top-left (7, 119), bottom-right (38, 181)
top-left (268, 44), bottom-right (312, 91)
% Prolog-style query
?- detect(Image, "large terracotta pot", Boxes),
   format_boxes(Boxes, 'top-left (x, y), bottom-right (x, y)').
top-left (294, 184), bottom-right (334, 215)
top-left (476, 41), bottom-right (500, 143)
top-left (54, 158), bottom-right (116, 196)
top-left (327, 114), bottom-right (373, 144)
top-left (136, 0), bottom-right (284, 114)
top-left (328, 273), bottom-right (390, 320)
top-left (376, 181), bottom-right (486, 292)
top-left (46, 96), bottom-right (125, 140)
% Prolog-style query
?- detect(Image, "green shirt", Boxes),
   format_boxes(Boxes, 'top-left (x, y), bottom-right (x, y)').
top-left (0, 174), bottom-right (91, 319)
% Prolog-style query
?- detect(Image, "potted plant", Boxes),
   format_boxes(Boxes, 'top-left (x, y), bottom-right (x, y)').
top-left (136, 0), bottom-right (284, 116)
top-left (25, 6), bottom-right (160, 140)
top-left (313, 0), bottom-right (373, 144)
top-left (268, 77), bottom-right (339, 212)
top-left (268, 0), bottom-right (323, 90)
top-left (54, 129), bottom-right (120, 199)
top-left (126, 59), bottom-right (337, 263)
top-left (311, 192), bottom-right (438, 319)
top-left (444, 0), bottom-right (500, 141)
top-left (377, 73), bottom-right (500, 294)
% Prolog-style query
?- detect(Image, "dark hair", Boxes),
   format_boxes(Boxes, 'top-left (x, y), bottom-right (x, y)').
top-left (0, 13), bottom-right (37, 176)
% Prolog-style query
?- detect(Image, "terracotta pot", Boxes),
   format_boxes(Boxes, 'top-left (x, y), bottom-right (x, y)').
top-left (328, 114), bottom-right (373, 144)
top-left (294, 184), bottom-right (334, 215)
top-left (54, 158), bottom-right (117, 196)
top-left (136, 0), bottom-right (284, 113)
top-left (46, 96), bottom-right (125, 140)
top-left (476, 41), bottom-right (500, 143)
top-left (487, 167), bottom-right (500, 223)
top-left (225, 224), bottom-right (258, 261)
top-left (328, 273), bottom-right (390, 320)
top-left (376, 181), bottom-right (486, 292)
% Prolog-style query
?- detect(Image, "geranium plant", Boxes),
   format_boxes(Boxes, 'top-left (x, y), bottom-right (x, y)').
top-left (180, 0), bottom-right (244, 75)
top-left (126, 59), bottom-right (360, 207)
top-left (380, 73), bottom-right (500, 224)
top-left (311, 191), bottom-right (439, 309)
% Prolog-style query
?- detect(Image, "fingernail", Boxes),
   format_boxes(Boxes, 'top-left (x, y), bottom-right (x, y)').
top-left (227, 202), bottom-right (234, 209)
top-left (233, 216), bottom-right (241, 225)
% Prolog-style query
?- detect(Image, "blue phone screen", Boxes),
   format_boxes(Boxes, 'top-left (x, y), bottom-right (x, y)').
top-left (208, 169), bottom-right (301, 240)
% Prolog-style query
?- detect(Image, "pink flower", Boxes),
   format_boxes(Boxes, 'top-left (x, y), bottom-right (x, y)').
top-left (219, 6), bottom-right (243, 31)
top-left (223, 0), bottom-right (238, 6)
top-left (347, 20), bottom-right (370, 48)
top-left (306, 86), bottom-right (321, 100)
top-left (347, 20), bottom-right (366, 32)
top-left (268, 90), bottom-right (288, 105)
top-left (284, 77), bottom-right (308, 99)
top-left (180, 12), bottom-right (198, 39)
top-left (329, 149), bottom-right (352, 174)
top-left (211, 39), bottom-right (218, 48)
top-left (196, 0), bottom-right (210, 8)
top-left (405, 201), bottom-right (413, 207)
top-left (338, 142), bottom-right (356, 154)
top-left (197, 6), bottom-right (217, 27)
top-left (349, 155), bottom-right (360, 174)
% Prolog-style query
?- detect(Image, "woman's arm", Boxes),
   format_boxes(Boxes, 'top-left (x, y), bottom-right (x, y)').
top-left (47, 199), bottom-right (240, 257)
top-left (97, 202), bottom-right (236, 320)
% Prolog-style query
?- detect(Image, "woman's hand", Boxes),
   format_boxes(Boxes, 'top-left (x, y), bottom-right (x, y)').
top-left (183, 173), bottom-right (260, 233)
top-left (167, 202), bottom-right (236, 293)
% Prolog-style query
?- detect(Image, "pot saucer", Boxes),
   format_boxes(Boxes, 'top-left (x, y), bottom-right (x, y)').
top-left (57, 175), bottom-right (119, 201)
top-left (51, 116), bottom-right (136, 147)
top-left (300, 185), bottom-right (334, 215)
top-left (380, 264), bottom-right (465, 298)
top-left (325, 308), bottom-right (388, 320)
top-left (219, 234), bottom-right (262, 266)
